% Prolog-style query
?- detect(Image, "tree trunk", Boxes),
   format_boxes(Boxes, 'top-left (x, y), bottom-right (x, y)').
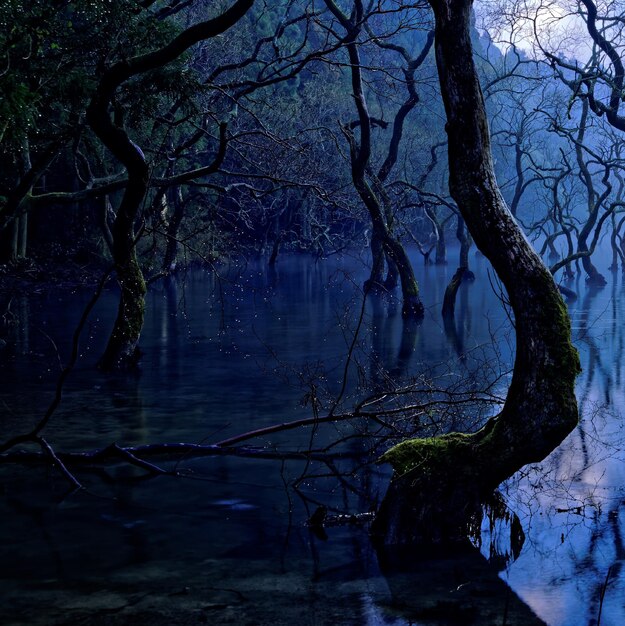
top-left (325, 0), bottom-right (424, 318)
top-left (442, 216), bottom-right (475, 319)
top-left (441, 266), bottom-right (465, 320)
top-left (611, 215), bottom-right (625, 272)
top-left (365, 229), bottom-right (386, 293)
top-left (425, 205), bottom-right (447, 265)
top-left (17, 214), bottom-right (27, 259)
top-left (87, 77), bottom-right (150, 371)
top-left (383, 235), bottom-right (424, 317)
top-left (6, 219), bottom-right (18, 262)
top-left (372, 0), bottom-right (580, 545)
top-left (86, 0), bottom-right (253, 369)
top-left (98, 253), bottom-right (147, 370)
top-left (384, 255), bottom-right (399, 290)
top-left (580, 243), bottom-right (607, 285)
top-left (95, 166), bottom-right (149, 371)
top-left (163, 187), bottom-right (185, 272)
top-left (457, 215), bottom-right (473, 276)
top-left (435, 235), bottom-right (446, 265)
top-left (268, 234), bottom-right (281, 267)
top-left (4, 141), bottom-right (33, 262)
top-left (574, 100), bottom-right (607, 286)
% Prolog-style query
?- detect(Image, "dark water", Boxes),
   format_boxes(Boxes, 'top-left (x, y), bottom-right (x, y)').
top-left (0, 248), bottom-right (624, 625)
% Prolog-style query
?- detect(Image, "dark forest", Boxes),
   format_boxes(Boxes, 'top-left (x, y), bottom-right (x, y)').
top-left (2, 1), bottom-right (625, 624)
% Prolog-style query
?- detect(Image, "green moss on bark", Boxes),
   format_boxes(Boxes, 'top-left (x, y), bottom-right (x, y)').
top-left (98, 255), bottom-right (147, 370)
top-left (380, 432), bottom-right (474, 477)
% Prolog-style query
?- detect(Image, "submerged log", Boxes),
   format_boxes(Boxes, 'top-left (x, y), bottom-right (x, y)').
top-left (371, 0), bottom-right (580, 545)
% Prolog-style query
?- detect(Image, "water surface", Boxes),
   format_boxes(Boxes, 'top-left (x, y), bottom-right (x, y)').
top-left (1, 249), bottom-right (624, 625)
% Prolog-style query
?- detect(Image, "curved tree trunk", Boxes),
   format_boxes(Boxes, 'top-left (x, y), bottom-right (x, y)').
top-left (441, 216), bottom-right (474, 319)
top-left (87, 74), bottom-right (151, 371)
top-left (580, 241), bottom-right (607, 285)
top-left (383, 235), bottom-right (423, 317)
top-left (85, 0), bottom-right (253, 369)
top-left (611, 215), bottom-right (625, 272)
top-left (425, 205), bottom-right (447, 264)
top-left (539, 227), bottom-right (561, 262)
top-left (574, 101), bottom-right (607, 286)
top-left (365, 229), bottom-right (387, 293)
top-left (457, 215), bottom-right (473, 276)
top-left (372, 0), bottom-right (579, 545)
top-left (325, 0), bottom-right (425, 318)
top-left (441, 266), bottom-right (465, 320)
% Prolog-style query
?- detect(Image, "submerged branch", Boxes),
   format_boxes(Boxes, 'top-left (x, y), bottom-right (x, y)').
top-left (0, 442), bottom-right (364, 468)
top-left (0, 390), bottom-right (501, 475)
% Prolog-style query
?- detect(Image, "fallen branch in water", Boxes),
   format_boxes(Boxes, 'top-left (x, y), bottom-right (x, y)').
top-left (38, 436), bottom-right (82, 489)
top-left (214, 394), bottom-right (502, 447)
top-left (0, 387), bottom-right (502, 485)
top-left (0, 441), bottom-right (366, 469)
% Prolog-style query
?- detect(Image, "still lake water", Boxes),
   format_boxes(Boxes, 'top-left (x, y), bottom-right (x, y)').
top-left (1, 247), bottom-right (624, 625)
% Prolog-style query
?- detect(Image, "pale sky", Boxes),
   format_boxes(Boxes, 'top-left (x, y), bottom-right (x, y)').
top-left (474, 0), bottom-right (594, 62)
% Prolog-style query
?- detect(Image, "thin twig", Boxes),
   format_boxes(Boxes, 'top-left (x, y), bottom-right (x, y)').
top-left (597, 564), bottom-right (614, 626)
top-left (106, 443), bottom-right (170, 475)
top-left (0, 268), bottom-right (113, 455)
top-left (38, 437), bottom-right (82, 490)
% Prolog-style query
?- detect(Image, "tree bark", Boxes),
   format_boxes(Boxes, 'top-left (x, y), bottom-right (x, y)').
top-left (574, 101), bottom-right (608, 285)
top-left (425, 205), bottom-right (447, 265)
top-left (372, 0), bottom-right (580, 545)
top-left (441, 266), bottom-right (465, 320)
top-left (87, 77), bottom-right (150, 370)
top-left (98, 253), bottom-right (147, 370)
top-left (325, 0), bottom-right (424, 318)
top-left (86, 0), bottom-right (253, 369)
top-left (17, 214), bottom-right (27, 259)
top-left (456, 215), bottom-right (473, 274)
top-left (162, 186), bottom-right (185, 272)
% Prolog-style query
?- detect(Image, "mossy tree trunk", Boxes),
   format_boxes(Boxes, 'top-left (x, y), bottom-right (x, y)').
top-left (99, 252), bottom-right (147, 370)
top-left (372, 0), bottom-right (580, 545)
top-left (383, 235), bottom-right (423, 317)
top-left (85, 0), bottom-right (254, 369)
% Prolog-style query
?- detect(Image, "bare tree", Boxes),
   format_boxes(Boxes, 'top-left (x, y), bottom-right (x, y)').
top-left (322, 0), bottom-right (428, 318)
top-left (372, 0), bottom-right (580, 545)
top-left (86, 0), bottom-right (255, 370)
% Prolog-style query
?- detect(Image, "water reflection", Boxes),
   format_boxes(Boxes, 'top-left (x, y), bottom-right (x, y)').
top-left (0, 250), bottom-right (624, 625)
top-left (497, 268), bottom-right (625, 626)
top-left (375, 544), bottom-right (545, 625)
top-left (368, 293), bottom-right (420, 386)
top-left (443, 279), bottom-right (471, 360)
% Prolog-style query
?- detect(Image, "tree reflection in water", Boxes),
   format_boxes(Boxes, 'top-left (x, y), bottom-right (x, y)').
top-left (0, 255), bottom-right (624, 625)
